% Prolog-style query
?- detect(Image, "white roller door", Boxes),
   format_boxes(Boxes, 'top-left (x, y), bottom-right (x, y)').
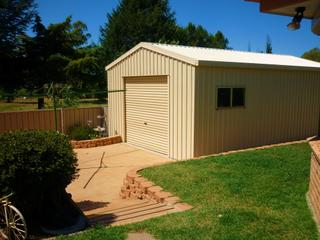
top-left (125, 76), bottom-right (168, 155)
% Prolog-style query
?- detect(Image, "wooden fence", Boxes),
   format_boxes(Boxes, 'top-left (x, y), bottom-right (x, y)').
top-left (0, 107), bottom-right (107, 134)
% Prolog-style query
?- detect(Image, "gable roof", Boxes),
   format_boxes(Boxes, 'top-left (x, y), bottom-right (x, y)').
top-left (106, 42), bottom-right (320, 71)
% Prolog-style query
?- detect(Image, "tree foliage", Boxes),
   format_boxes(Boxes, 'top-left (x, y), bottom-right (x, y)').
top-left (0, 0), bottom-right (36, 56)
top-left (100, 0), bottom-right (230, 65)
top-left (301, 48), bottom-right (320, 62)
top-left (0, 0), bottom-right (36, 99)
top-left (23, 16), bottom-right (103, 99)
top-left (100, 0), bottom-right (178, 64)
top-left (177, 23), bottom-right (229, 49)
top-left (0, 130), bottom-right (78, 231)
top-left (265, 35), bottom-right (272, 54)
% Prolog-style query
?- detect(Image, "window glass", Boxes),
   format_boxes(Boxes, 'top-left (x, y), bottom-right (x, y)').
top-left (217, 88), bottom-right (231, 108)
top-left (232, 88), bottom-right (245, 107)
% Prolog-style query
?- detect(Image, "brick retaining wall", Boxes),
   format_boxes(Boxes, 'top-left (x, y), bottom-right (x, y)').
top-left (70, 135), bottom-right (122, 148)
top-left (120, 167), bottom-right (192, 210)
top-left (309, 140), bottom-right (320, 226)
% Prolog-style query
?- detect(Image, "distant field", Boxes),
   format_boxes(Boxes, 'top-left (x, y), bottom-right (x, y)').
top-left (0, 98), bottom-right (107, 112)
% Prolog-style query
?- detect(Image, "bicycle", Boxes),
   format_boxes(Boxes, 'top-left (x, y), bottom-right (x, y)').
top-left (0, 193), bottom-right (27, 240)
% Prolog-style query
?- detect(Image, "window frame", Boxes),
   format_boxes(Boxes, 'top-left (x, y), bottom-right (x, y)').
top-left (216, 86), bottom-right (246, 109)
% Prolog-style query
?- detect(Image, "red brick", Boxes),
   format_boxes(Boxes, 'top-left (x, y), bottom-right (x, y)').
top-left (134, 177), bottom-right (146, 185)
top-left (147, 186), bottom-right (162, 195)
top-left (140, 181), bottom-right (154, 192)
top-left (127, 170), bottom-right (138, 179)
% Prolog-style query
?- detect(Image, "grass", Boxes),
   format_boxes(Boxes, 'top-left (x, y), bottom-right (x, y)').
top-left (0, 98), bottom-right (107, 112)
top-left (60, 143), bottom-right (318, 240)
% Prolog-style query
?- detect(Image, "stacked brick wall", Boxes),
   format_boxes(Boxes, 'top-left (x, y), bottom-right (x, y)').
top-left (120, 168), bottom-right (191, 210)
top-left (70, 135), bottom-right (122, 149)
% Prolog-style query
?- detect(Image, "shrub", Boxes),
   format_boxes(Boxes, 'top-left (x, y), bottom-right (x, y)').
top-left (0, 130), bottom-right (78, 231)
top-left (67, 124), bottom-right (97, 140)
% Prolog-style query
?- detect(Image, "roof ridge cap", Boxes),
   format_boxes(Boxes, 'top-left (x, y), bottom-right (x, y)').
top-left (150, 42), bottom-right (296, 58)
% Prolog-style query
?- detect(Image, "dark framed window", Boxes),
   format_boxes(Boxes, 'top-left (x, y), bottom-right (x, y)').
top-left (217, 87), bottom-right (245, 108)
top-left (232, 88), bottom-right (245, 107)
top-left (217, 88), bottom-right (231, 108)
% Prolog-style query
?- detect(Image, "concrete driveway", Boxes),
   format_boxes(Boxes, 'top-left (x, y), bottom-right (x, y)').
top-left (67, 143), bottom-right (173, 206)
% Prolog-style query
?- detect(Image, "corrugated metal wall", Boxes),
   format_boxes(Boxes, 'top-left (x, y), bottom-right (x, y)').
top-left (107, 47), bottom-right (195, 159)
top-left (194, 67), bottom-right (320, 156)
top-left (0, 107), bottom-right (104, 134)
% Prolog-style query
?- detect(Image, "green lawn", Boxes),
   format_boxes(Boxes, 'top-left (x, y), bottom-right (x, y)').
top-left (0, 98), bottom-right (107, 112)
top-left (60, 143), bottom-right (318, 240)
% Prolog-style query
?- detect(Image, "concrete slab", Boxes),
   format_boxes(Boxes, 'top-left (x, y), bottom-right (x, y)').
top-left (67, 143), bottom-right (173, 217)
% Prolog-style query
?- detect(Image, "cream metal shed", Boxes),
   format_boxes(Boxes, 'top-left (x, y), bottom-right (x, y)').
top-left (106, 42), bottom-right (320, 160)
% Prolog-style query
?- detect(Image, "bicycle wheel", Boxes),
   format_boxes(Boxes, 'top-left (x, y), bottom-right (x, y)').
top-left (0, 204), bottom-right (9, 239)
top-left (0, 205), bottom-right (27, 240)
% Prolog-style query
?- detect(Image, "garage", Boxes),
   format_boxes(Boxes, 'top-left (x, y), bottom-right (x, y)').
top-left (125, 76), bottom-right (168, 155)
top-left (106, 42), bottom-right (320, 160)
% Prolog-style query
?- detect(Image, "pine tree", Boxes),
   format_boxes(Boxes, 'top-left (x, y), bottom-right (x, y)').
top-left (0, 0), bottom-right (36, 101)
top-left (265, 35), bottom-right (272, 54)
top-left (100, 0), bottom-right (178, 64)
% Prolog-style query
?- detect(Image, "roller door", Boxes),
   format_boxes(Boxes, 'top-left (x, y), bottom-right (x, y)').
top-left (125, 76), bottom-right (168, 155)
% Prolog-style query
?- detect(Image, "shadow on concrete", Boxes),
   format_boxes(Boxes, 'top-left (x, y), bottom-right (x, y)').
top-left (85, 200), bottom-right (174, 226)
top-left (76, 200), bottom-right (110, 212)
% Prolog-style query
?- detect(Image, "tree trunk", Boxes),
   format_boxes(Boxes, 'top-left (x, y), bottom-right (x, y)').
top-left (6, 96), bottom-right (13, 103)
top-left (38, 97), bottom-right (45, 109)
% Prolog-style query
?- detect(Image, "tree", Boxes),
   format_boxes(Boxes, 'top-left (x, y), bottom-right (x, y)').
top-left (265, 35), bottom-right (272, 54)
top-left (100, 0), bottom-right (178, 64)
top-left (301, 48), bottom-right (320, 62)
top-left (23, 16), bottom-right (98, 108)
top-left (211, 31), bottom-right (229, 49)
top-left (176, 23), bottom-right (229, 49)
top-left (0, 0), bottom-right (36, 56)
top-left (0, 0), bottom-right (36, 101)
top-left (65, 45), bottom-right (103, 90)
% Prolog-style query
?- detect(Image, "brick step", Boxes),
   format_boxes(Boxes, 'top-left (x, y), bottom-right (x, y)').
top-left (111, 209), bottom-right (175, 226)
top-left (88, 202), bottom-right (174, 225)
top-left (82, 199), bottom-right (150, 216)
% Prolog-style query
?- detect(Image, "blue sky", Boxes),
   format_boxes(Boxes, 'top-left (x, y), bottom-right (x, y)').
top-left (35, 0), bottom-right (319, 57)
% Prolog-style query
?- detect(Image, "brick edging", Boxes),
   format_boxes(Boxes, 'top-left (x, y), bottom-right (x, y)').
top-left (308, 140), bottom-right (320, 230)
top-left (309, 141), bottom-right (320, 166)
top-left (70, 135), bottom-right (122, 149)
top-left (120, 167), bottom-right (192, 210)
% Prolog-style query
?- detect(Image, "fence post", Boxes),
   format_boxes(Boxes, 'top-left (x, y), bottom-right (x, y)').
top-left (52, 82), bottom-right (58, 131)
top-left (60, 108), bottom-right (64, 133)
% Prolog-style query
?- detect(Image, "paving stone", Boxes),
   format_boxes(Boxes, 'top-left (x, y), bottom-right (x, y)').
top-left (127, 232), bottom-right (156, 240)
top-left (165, 196), bottom-right (181, 205)
top-left (174, 203), bottom-right (193, 211)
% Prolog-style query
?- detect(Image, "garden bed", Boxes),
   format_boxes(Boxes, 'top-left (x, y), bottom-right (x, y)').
top-left (70, 135), bottom-right (122, 148)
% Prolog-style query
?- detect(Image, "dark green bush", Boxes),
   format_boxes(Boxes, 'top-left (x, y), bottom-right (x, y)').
top-left (0, 130), bottom-right (78, 231)
top-left (67, 124), bottom-right (97, 140)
